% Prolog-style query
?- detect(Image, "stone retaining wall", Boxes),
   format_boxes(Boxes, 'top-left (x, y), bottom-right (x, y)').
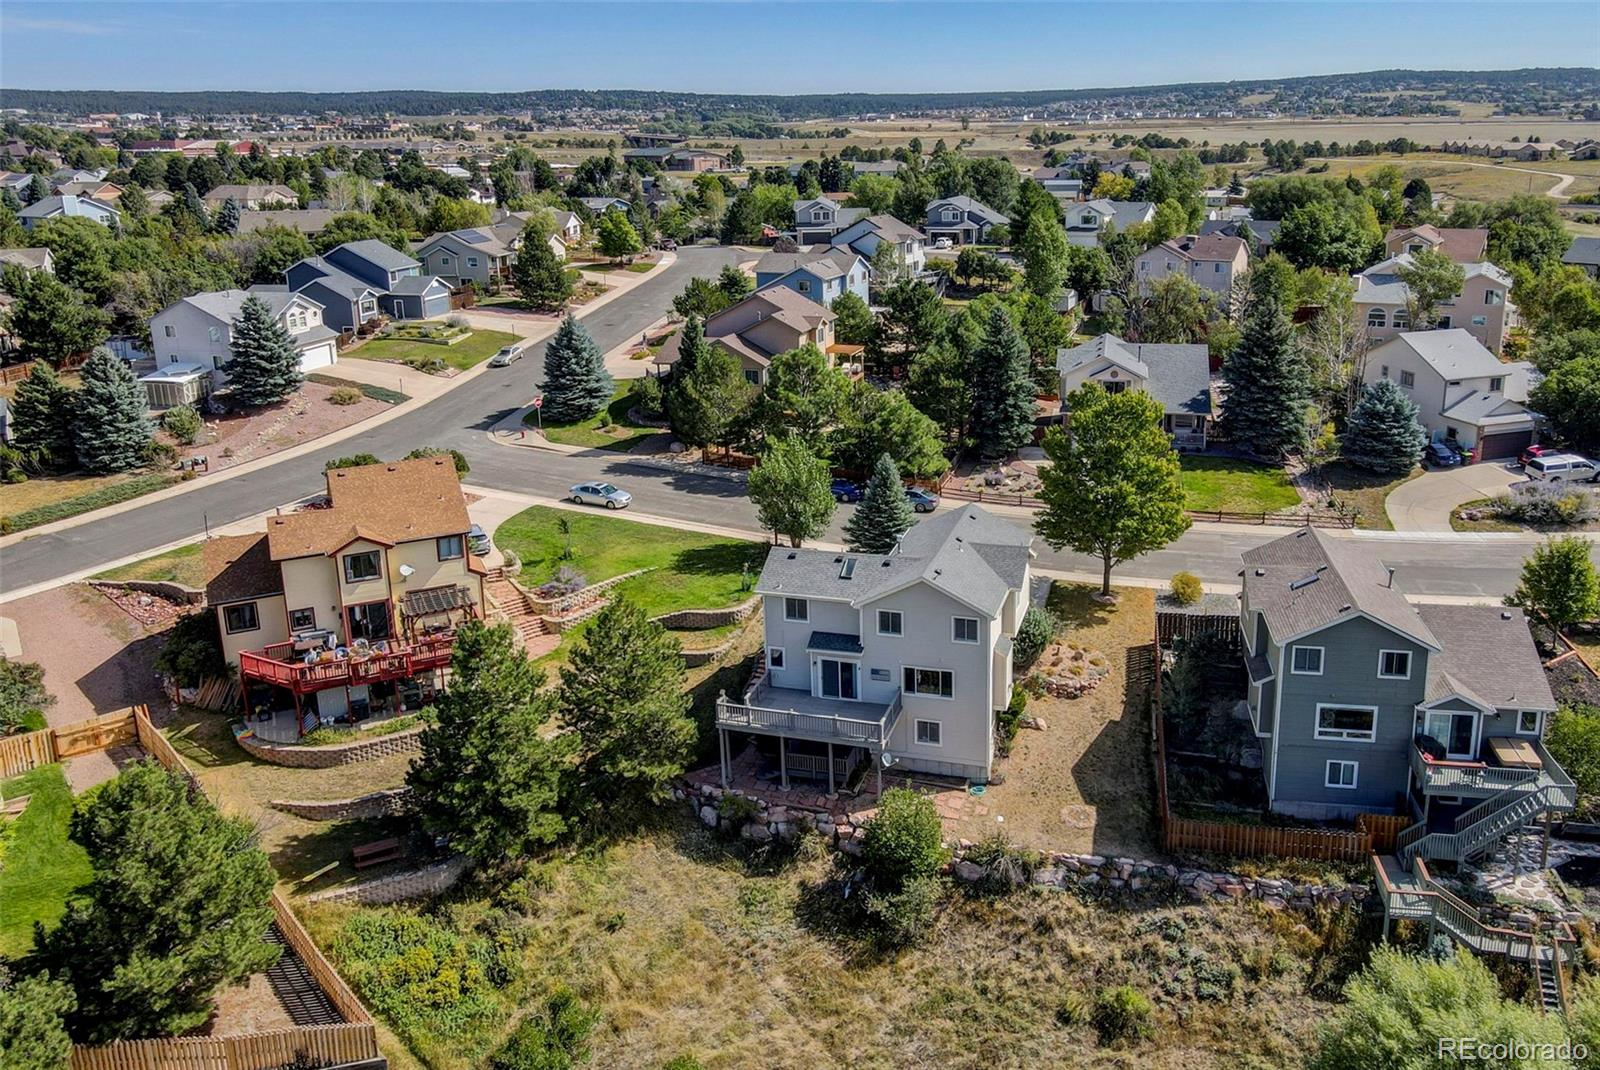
top-left (88, 578), bottom-right (206, 605)
top-left (269, 787), bottom-right (415, 822)
top-left (676, 783), bottom-right (1367, 914)
top-left (528, 568), bottom-right (654, 616)
top-left (652, 596), bottom-right (760, 631)
top-left (305, 856), bottom-right (471, 906)
top-left (234, 724), bottom-right (425, 768)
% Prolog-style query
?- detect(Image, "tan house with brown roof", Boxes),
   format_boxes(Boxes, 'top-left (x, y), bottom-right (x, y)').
top-left (1134, 233), bottom-right (1250, 295)
top-left (204, 457), bottom-right (485, 739)
top-left (651, 287), bottom-right (839, 387)
top-left (1384, 225), bottom-right (1490, 264)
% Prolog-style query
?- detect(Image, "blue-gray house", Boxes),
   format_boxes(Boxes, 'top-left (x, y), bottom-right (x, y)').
top-left (753, 249), bottom-right (869, 309)
top-left (286, 240), bottom-right (451, 329)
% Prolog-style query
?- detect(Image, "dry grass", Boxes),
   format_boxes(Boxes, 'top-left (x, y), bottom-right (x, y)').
top-left (301, 812), bottom-right (1349, 1070)
top-left (93, 542), bottom-right (206, 587)
top-left (1, 470), bottom-right (151, 516)
top-left (949, 584), bottom-right (1157, 857)
top-left (1290, 154), bottom-right (1572, 201)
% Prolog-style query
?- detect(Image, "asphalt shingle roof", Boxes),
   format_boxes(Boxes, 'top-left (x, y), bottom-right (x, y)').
top-left (1563, 236), bottom-right (1600, 268)
top-left (1372, 329), bottom-right (1513, 380)
top-left (1416, 604), bottom-right (1555, 710)
top-left (1056, 335), bottom-right (1212, 416)
top-left (333, 239), bottom-right (420, 273)
top-left (202, 533), bottom-right (284, 603)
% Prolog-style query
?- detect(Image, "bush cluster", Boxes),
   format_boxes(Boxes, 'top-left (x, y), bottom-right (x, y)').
top-left (1490, 482), bottom-right (1599, 526)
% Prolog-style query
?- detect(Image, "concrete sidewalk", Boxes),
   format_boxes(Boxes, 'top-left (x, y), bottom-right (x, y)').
top-left (1384, 463), bottom-right (1523, 532)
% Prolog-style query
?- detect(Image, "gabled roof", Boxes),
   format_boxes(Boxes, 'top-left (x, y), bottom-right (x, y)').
top-left (1437, 389), bottom-right (1536, 426)
top-left (1153, 233), bottom-right (1247, 264)
top-left (1354, 254), bottom-right (1511, 305)
top-left (756, 505), bottom-right (1033, 616)
top-left (0, 248), bottom-right (51, 271)
top-left (202, 533), bottom-right (284, 604)
top-left (330, 239), bottom-right (420, 273)
top-left (712, 285), bottom-right (837, 334)
top-left (264, 457), bottom-right (471, 561)
top-left (1417, 604), bottom-right (1555, 711)
top-left (1056, 334), bottom-right (1212, 416)
top-left (417, 226), bottom-right (517, 259)
top-left (754, 248), bottom-right (861, 281)
top-left (1563, 236), bottom-right (1600, 267)
top-left (846, 213), bottom-right (924, 243)
top-left (1370, 329), bottom-right (1512, 381)
top-left (1385, 224), bottom-right (1489, 262)
top-left (389, 275), bottom-right (449, 296)
top-left (1241, 527), bottom-right (1439, 650)
top-left (293, 258), bottom-right (382, 300)
top-left (179, 287), bottom-right (323, 324)
top-left (203, 183), bottom-right (298, 203)
top-left (18, 194), bottom-right (118, 221)
top-left (1066, 199), bottom-right (1154, 231)
top-left (926, 195), bottom-right (1008, 225)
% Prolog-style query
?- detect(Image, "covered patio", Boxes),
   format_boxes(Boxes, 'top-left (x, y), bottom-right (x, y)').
top-left (714, 677), bottom-right (903, 796)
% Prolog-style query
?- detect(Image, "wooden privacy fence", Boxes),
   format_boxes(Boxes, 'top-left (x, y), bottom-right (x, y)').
top-left (1163, 816), bottom-right (1376, 862)
top-left (69, 1024), bottom-right (379, 1070)
top-left (1357, 813), bottom-right (1410, 854)
top-left (269, 891), bottom-right (371, 1025)
top-left (0, 708), bottom-right (139, 779)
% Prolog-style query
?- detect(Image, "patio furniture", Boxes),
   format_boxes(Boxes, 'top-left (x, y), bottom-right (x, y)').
top-left (353, 838), bottom-right (401, 869)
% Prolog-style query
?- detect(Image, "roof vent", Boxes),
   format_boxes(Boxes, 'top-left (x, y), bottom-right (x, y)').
top-left (1254, 568), bottom-right (1266, 577)
top-left (1501, 610), bottom-right (1513, 621)
top-left (1339, 604), bottom-right (1352, 613)
top-left (832, 556), bottom-right (843, 563)
top-left (786, 552), bottom-right (797, 560)
top-left (881, 560), bottom-right (892, 567)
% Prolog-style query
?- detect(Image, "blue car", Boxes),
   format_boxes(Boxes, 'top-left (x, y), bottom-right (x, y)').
top-left (1424, 442), bottom-right (1461, 468)
top-left (905, 488), bottom-right (940, 513)
top-left (831, 479), bottom-right (864, 503)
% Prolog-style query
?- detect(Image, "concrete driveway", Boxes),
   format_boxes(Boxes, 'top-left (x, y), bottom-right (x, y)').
top-left (1385, 463), bottom-right (1524, 532)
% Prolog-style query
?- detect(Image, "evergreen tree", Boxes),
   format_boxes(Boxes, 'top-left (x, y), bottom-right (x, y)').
top-left (511, 234), bottom-right (572, 311)
top-left (8, 361), bottom-right (76, 465)
top-left (539, 314), bottom-right (613, 423)
top-left (968, 304), bottom-right (1037, 459)
top-left (556, 597), bottom-right (696, 828)
top-left (665, 317), bottom-right (752, 448)
top-left (2, 267), bottom-right (109, 366)
top-left (1, 186), bottom-right (24, 213)
top-left (116, 182), bottom-right (149, 220)
top-left (869, 278), bottom-right (948, 377)
top-left (226, 295), bottom-right (302, 407)
top-left (0, 972), bottom-right (75, 1070)
top-left (1219, 296), bottom-right (1311, 459)
top-left (213, 196), bottom-right (241, 235)
top-left (73, 348), bottom-right (152, 474)
top-left (1339, 379), bottom-right (1425, 475)
top-left (407, 620), bottom-right (572, 861)
top-left (831, 290), bottom-right (875, 346)
top-left (23, 174), bottom-right (48, 206)
top-left (845, 453), bottom-right (917, 553)
top-left (34, 761), bottom-right (278, 1041)
top-left (748, 437), bottom-right (836, 547)
top-left (181, 182), bottom-right (209, 229)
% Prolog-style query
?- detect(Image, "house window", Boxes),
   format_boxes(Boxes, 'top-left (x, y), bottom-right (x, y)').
top-left (878, 610), bottom-right (903, 636)
top-left (436, 534), bottom-right (464, 561)
top-left (1437, 315), bottom-right (1452, 329)
top-left (346, 600), bottom-right (392, 642)
top-left (1325, 760), bottom-right (1359, 789)
top-left (1377, 650), bottom-right (1412, 679)
top-left (440, 255), bottom-right (451, 266)
top-left (1367, 308), bottom-right (1387, 328)
top-left (1380, 364), bottom-right (1389, 378)
top-left (1517, 710), bottom-right (1543, 735)
top-left (1484, 289), bottom-right (1503, 306)
top-left (286, 310), bottom-right (307, 331)
top-left (466, 257), bottom-right (479, 268)
top-left (223, 602), bottom-right (260, 634)
top-left (797, 279), bottom-right (811, 293)
top-left (783, 597), bottom-right (809, 622)
top-left (288, 607), bottom-right (316, 631)
top-left (915, 720), bottom-right (943, 746)
top-left (359, 299), bottom-right (378, 317)
top-left (1399, 370), bottom-right (1415, 389)
top-left (1290, 646), bottom-right (1324, 675)
top-left (768, 647), bottom-right (785, 670)
top-left (343, 551), bottom-right (382, 583)
top-left (1392, 309), bottom-right (1410, 329)
top-left (1406, 242), bottom-right (1424, 254)
top-left (1315, 704), bottom-right (1378, 742)
top-left (952, 617), bottom-right (980, 643)
top-left (812, 208), bottom-right (827, 222)
top-left (942, 209), bottom-right (958, 221)
top-left (1489, 375), bottom-right (1504, 392)
top-left (903, 667), bottom-right (954, 699)
top-left (164, 324), bottom-right (176, 337)
top-left (1214, 262), bottom-right (1223, 273)
top-left (207, 325), bottom-right (221, 343)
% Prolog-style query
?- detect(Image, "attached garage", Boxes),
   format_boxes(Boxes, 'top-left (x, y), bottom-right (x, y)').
top-left (297, 340), bottom-right (337, 372)
top-left (1475, 428), bottom-right (1533, 462)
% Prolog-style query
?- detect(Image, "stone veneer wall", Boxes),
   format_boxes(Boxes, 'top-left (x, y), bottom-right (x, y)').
top-left (305, 856), bottom-right (471, 906)
top-left (234, 724), bottom-right (424, 768)
top-left (270, 787), bottom-right (415, 821)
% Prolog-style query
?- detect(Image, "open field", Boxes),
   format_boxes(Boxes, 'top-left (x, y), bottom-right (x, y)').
top-left (1287, 153), bottom-right (1584, 201)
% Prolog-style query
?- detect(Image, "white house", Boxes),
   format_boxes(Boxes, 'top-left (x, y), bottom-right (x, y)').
top-left (146, 288), bottom-right (338, 405)
top-left (715, 506), bottom-right (1035, 791)
top-left (1362, 329), bottom-right (1539, 462)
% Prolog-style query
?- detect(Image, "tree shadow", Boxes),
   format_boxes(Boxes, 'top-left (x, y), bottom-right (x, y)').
top-left (669, 541), bottom-right (768, 580)
top-left (1046, 582), bottom-right (1115, 632)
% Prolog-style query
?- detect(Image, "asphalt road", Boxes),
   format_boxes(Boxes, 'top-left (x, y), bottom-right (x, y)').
top-left (0, 245), bottom-right (1577, 601)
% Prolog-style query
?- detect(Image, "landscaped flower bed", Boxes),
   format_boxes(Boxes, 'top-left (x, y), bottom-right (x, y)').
top-left (381, 322), bottom-right (471, 346)
top-left (1029, 641), bottom-right (1112, 699)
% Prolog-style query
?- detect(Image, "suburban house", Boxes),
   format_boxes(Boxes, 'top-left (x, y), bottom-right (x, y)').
top-left (1031, 166), bottom-right (1085, 202)
top-left (578, 196), bottom-right (631, 216)
top-left (145, 288), bottom-right (338, 404)
top-left (1438, 139), bottom-right (1556, 161)
top-left (1240, 526), bottom-right (1565, 841)
top-left (753, 248), bottom-right (870, 308)
top-left (923, 196), bottom-right (1008, 245)
top-left (621, 146), bottom-right (728, 171)
top-left (1362, 329), bottom-right (1540, 461)
top-left (495, 207), bottom-right (582, 245)
top-left (828, 214), bottom-right (928, 276)
top-left (18, 194), bottom-right (120, 231)
top-left (0, 248), bottom-right (55, 274)
top-left (715, 505), bottom-right (1035, 791)
top-left (203, 456), bottom-right (486, 739)
top-left (1056, 334), bottom-right (1212, 450)
top-left (414, 221), bottom-right (557, 288)
top-left (1135, 233), bottom-right (1249, 295)
top-left (1064, 199), bottom-right (1156, 247)
top-left (652, 286), bottom-right (839, 387)
top-left (54, 179), bottom-right (124, 202)
top-left (286, 240), bottom-right (452, 327)
top-left (236, 209), bottom-right (340, 236)
top-left (202, 183), bottom-right (299, 210)
top-left (1562, 236), bottom-right (1600, 278)
top-left (1353, 254), bottom-right (1516, 353)
top-left (792, 199), bottom-right (869, 244)
top-left (1384, 224), bottom-right (1490, 263)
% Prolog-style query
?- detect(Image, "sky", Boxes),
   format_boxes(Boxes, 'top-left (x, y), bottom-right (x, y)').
top-left (1, 1), bottom-right (1596, 96)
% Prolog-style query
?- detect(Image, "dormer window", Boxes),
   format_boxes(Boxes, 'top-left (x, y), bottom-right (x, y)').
top-left (942, 209), bottom-right (958, 222)
top-left (1489, 376), bottom-right (1505, 392)
top-left (812, 208), bottom-right (828, 222)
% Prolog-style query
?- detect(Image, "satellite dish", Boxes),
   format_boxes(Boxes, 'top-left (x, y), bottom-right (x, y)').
top-left (398, 564), bottom-right (416, 578)
top-left (880, 750), bottom-right (894, 768)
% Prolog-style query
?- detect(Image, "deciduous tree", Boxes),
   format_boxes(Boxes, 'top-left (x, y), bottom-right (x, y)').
top-left (596, 209), bottom-right (642, 262)
top-left (1530, 356), bottom-right (1600, 454)
top-left (1507, 536), bottom-right (1600, 646)
top-left (751, 343), bottom-right (850, 452)
top-left (1395, 248), bottom-right (1465, 328)
top-left (747, 437), bottom-right (835, 547)
top-left (831, 290), bottom-right (874, 346)
top-left (1, 266), bottom-right (109, 367)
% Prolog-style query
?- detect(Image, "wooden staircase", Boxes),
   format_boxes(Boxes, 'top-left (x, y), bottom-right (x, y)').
top-left (486, 575), bottom-right (551, 646)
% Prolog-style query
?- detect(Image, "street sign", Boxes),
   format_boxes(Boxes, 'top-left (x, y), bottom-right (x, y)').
top-left (533, 395), bottom-right (544, 409)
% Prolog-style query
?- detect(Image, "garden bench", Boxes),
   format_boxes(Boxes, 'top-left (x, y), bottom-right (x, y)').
top-left (353, 837), bottom-right (402, 869)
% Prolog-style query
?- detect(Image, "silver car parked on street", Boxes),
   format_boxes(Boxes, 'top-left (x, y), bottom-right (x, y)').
top-left (569, 482), bottom-right (632, 509)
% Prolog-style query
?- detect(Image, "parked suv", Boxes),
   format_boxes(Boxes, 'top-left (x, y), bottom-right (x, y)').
top-left (1525, 453), bottom-right (1600, 484)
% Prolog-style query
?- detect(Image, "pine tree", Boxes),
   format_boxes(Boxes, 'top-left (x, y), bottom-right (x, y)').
top-left (665, 316), bottom-right (754, 448)
top-left (969, 304), bottom-right (1038, 459)
top-left (556, 597), bottom-right (696, 828)
top-left (1340, 379), bottom-right (1425, 475)
top-left (213, 196), bottom-right (240, 235)
top-left (181, 182), bottom-right (209, 229)
top-left (8, 361), bottom-right (76, 464)
top-left (845, 453), bottom-right (917, 553)
top-left (34, 761), bottom-right (278, 1041)
top-left (539, 314), bottom-right (613, 423)
top-left (23, 174), bottom-right (48, 206)
top-left (226, 295), bottom-right (302, 407)
top-left (73, 348), bottom-right (152, 474)
top-left (512, 234), bottom-right (572, 311)
top-left (1219, 296), bottom-right (1310, 460)
top-left (117, 183), bottom-right (149, 219)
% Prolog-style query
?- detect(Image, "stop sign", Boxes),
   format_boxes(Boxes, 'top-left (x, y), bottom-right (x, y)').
top-left (533, 395), bottom-right (543, 409)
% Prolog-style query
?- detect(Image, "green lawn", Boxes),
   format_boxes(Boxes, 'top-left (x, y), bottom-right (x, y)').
top-left (525, 386), bottom-right (657, 451)
top-left (94, 541), bottom-right (206, 587)
top-left (1179, 457), bottom-right (1300, 515)
top-left (0, 764), bottom-right (90, 958)
top-left (347, 329), bottom-right (520, 372)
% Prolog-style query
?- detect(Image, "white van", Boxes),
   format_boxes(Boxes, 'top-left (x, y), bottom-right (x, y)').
top-left (1525, 453), bottom-right (1600, 484)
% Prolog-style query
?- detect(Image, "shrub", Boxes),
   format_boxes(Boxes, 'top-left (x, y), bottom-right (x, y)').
top-left (328, 386), bottom-right (364, 405)
top-left (446, 314), bottom-right (469, 329)
top-left (1090, 985), bottom-right (1152, 1045)
top-left (152, 612), bottom-right (226, 687)
top-left (860, 788), bottom-right (947, 889)
top-left (631, 375), bottom-right (664, 417)
top-left (716, 792), bottom-right (759, 830)
top-left (1491, 482), bottom-right (1600, 527)
top-left (144, 438), bottom-right (178, 467)
top-left (0, 656), bottom-right (54, 733)
top-left (489, 987), bottom-right (597, 1070)
top-left (862, 872), bottom-right (942, 949)
top-left (996, 687), bottom-right (1027, 753)
top-left (1545, 704), bottom-right (1600, 819)
top-left (1169, 571), bottom-right (1203, 605)
top-left (1013, 605), bottom-right (1056, 668)
top-left (534, 566), bottom-right (586, 599)
top-left (962, 833), bottom-right (1039, 894)
top-left (326, 453), bottom-right (382, 470)
top-left (160, 404), bottom-right (203, 445)
top-left (404, 446), bottom-right (470, 476)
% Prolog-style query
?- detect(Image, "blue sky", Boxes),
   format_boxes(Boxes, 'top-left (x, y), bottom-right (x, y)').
top-left (1, 2), bottom-right (1594, 95)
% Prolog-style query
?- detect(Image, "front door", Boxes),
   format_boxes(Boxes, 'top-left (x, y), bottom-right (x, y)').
top-left (1424, 710), bottom-right (1478, 759)
top-left (819, 658), bottom-right (857, 701)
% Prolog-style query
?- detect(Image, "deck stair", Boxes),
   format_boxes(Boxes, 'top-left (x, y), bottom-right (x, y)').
top-left (1398, 759), bottom-right (1577, 867)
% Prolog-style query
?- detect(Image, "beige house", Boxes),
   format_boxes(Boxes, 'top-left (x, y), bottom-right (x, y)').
top-left (1362, 329), bottom-right (1539, 462)
top-left (1384, 225), bottom-right (1489, 263)
top-left (1353, 255), bottom-right (1516, 354)
top-left (1056, 334), bottom-right (1213, 450)
top-left (651, 287), bottom-right (839, 387)
top-left (203, 457), bottom-right (486, 739)
top-left (1134, 233), bottom-right (1250, 295)
top-left (202, 184), bottom-right (300, 210)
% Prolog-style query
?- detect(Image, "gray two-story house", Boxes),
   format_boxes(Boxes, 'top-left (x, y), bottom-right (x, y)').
top-left (715, 506), bottom-right (1035, 793)
top-left (1241, 528), bottom-right (1567, 860)
top-left (753, 248), bottom-right (870, 308)
top-left (924, 196), bottom-right (1008, 245)
top-left (792, 199), bottom-right (868, 244)
top-left (286, 240), bottom-right (452, 329)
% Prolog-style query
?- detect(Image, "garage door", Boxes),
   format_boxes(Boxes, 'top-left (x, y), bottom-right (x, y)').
top-left (298, 341), bottom-right (336, 371)
top-left (1476, 429), bottom-right (1532, 461)
top-left (423, 293), bottom-right (451, 318)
